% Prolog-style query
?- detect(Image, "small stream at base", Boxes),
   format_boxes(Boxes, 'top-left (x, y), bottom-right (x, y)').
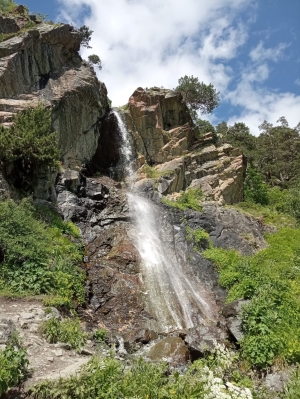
top-left (114, 110), bottom-right (217, 332)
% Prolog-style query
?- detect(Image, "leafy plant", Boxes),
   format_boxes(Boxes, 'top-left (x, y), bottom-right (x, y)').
top-left (93, 328), bottom-right (108, 342)
top-left (0, 332), bottom-right (28, 395)
top-left (39, 317), bottom-right (87, 351)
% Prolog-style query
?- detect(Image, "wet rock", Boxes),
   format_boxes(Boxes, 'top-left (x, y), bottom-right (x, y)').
top-left (147, 337), bottom-right (190, 364)
top-left (184, 324), bottom-right (228, 361)
top-left (0, 319), bottom-right (16, 344)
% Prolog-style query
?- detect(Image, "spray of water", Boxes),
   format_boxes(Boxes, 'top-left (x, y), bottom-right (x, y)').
top-left (114, 110), bottom-right (216, 331)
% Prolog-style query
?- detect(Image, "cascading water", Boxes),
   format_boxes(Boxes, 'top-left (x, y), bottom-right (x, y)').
top-left (114, 110), bottom-right (217, 332)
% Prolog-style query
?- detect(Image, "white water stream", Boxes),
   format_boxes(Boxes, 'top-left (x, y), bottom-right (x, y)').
top-left (114, 110), bottom-right (216, 332)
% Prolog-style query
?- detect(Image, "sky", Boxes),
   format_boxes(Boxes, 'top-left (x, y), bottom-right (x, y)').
top-left (20, 0), bottom-right (300, 135)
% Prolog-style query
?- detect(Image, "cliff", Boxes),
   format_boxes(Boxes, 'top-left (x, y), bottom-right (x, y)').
top-left (0, 10), bottom-right (109, 200)
top-left (119, 87), bottom-right (246, 204)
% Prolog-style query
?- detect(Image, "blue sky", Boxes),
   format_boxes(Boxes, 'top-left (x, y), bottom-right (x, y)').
top-left (20, 0), bottom-right (300, 135)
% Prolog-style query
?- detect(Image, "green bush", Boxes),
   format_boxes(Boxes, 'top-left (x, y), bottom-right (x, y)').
top-left (39, 317), bottom-right (87, 351)
top-left (0, 332), bottom-right (28, 396)
top-left (93, 328), bottom-right (108, 342)
top-left (0, 198), bottom-right (85, 308)
top-left (244, 167), bottom-right (269, 205)
top-left (162, 188), bottom-right (203, 212)
top-left (0, 105), bottom-right (59, 191)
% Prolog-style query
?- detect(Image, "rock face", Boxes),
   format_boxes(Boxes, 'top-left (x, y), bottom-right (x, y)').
top-left (123, 87), bottom-right (193, 164)
top-left (121, 87), bottom-right (246, 205)
top-left (0, 16), bottom-right (109, 187)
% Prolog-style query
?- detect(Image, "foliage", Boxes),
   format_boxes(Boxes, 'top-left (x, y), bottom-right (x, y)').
top-left (244, 167), bottom-right (269, 205)
top-left (142, 163), bottom-right (160, 178)
top-left (77, 25), bottom-right (93, 48)
top-left (219, 122), bottom-right (257, 164)
top-left (186, 226), bottom-right (211, 250)
top-left (175, 75), bottom-right (220, 120)
top-left (0, 105), bottom-right (59, 191)
top-left (162, 188), bottom-right (203, 212)
top-left (88, 54), bottom-right (102, 70)
top-left (256, 117), bottom-right (300, 188)
top-left (0, 198), bottom-right (85, 308)
top-left (283, 368), bottom-right (300, 399)
top-left (28, 345), bottom-right (254, 399)
top-left (0, 0), bottom-right (16, 12)
top-left (195, 118), bottom-right (218, 144)
top-left (93, 328), bottom-right (108, 342)
top-left (0, 332), bottom-right (28, 396)
top-left (203, 226), bottom-right (300, 368)
top-left (39, 317), bottom-right (87, 351)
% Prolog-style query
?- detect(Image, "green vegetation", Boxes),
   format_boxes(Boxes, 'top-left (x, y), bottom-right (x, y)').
top-left (0, 198), bottom-right (85, 308)
top-left (142, 163), bottom-right (160, 178)
top-left (88, 54), bottom-right (102, 70)
top-left (0, 105), bottom-right (60, 191)
top-left (175, 75), bottom-right (220, 121)
top-left (0, 332), bottom-right (28, 396)
top-left (93, 328), bottom-right (108, 342)
top-left (204, 226), bottom-right (300, 368)
top-left (77, 25), bottom-right (93, 48)
top-left (0, 0), bottom-right (17, 13)
top-left (219, 117), bottom-right (300, 190)
top-left (39, 317), bottom-right (87, 351)
top-left (28, 344), bottom-right (256, 399)
top-left (162, 188), bottom-right (203, 212)
top-left (186, 226), bottom-right (211, 250)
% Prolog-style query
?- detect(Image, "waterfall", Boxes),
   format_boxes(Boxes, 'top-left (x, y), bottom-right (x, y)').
top-left (114, 110), bottom-right (216, 332)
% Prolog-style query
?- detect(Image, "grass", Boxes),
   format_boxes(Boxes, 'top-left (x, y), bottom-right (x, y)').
top-left (162, 188), bottom-right (203, 212)
top-left (39, 317), bottom-right (88, 352)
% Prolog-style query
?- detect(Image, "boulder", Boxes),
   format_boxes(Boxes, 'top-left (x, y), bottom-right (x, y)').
top-left (147, 337), bottom-right (190, 364)
top-left (184, 323), bottom-right (228, 361)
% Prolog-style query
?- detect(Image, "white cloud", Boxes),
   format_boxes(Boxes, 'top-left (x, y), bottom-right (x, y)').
top-left (250, 41), bottom-right (289, 63)
top-left (295, 78), bottom-right (300, 86)
top-left (57, 0), bottom-right (299, 135)
top-left (58, 0), bottom-right (253, 105)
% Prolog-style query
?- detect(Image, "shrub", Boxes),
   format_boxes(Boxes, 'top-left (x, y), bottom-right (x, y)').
top-left (93, 328), bottom-right (108, 342)
top-left (39, 317), bottom-right (87, 351)
top-left (186, 226), bottom-right (211, 250)
top-left (0, 332), bottom-right (28, 396)
top-left (0, 105), bottom-right (59, 191)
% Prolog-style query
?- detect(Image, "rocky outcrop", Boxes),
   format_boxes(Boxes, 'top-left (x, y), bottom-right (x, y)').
top-left (155, 143), bottom-right (245, 204)
top-left (120, 87), bottom-right (246, 205)
top-left (122, 87), bottom-right (193, 164)
top-left (0, 18), bottom-right (109, 175)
